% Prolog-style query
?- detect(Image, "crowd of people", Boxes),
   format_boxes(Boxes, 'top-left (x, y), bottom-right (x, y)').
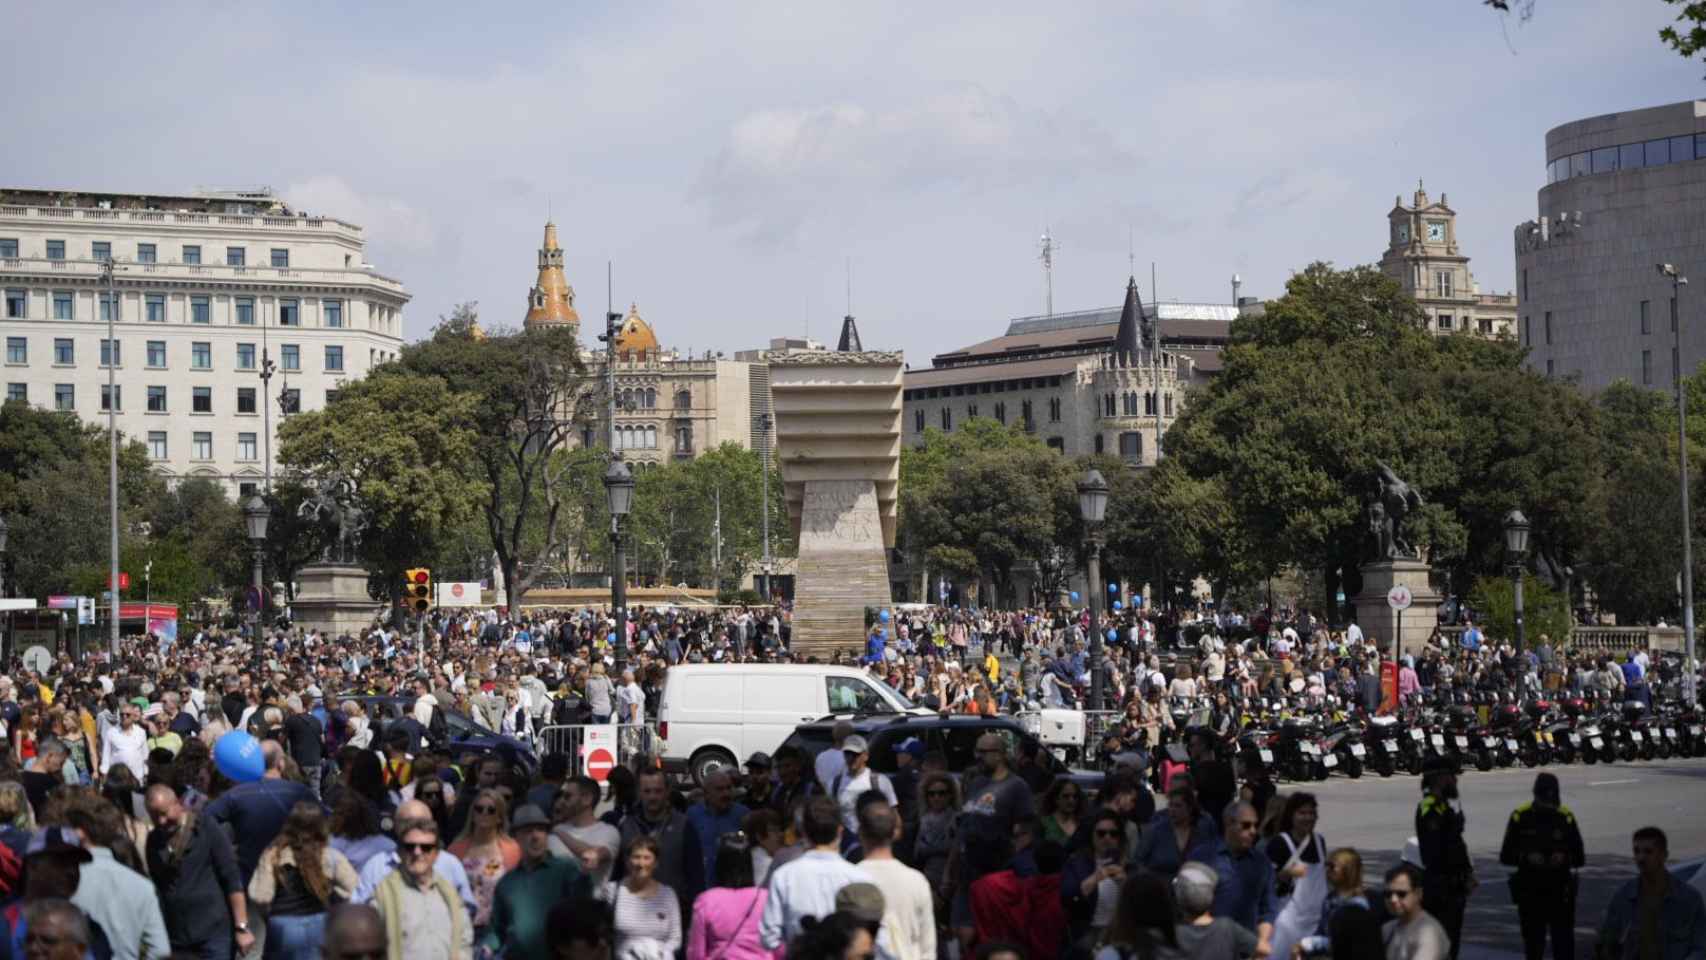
top-left (0, 597), bottom-right (1694, 960)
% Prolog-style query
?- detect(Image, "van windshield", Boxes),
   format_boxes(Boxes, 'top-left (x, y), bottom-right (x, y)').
top-left (869, 675), bottom-right (914, 711)
top-left (826, 675), bottom-right (914, 714)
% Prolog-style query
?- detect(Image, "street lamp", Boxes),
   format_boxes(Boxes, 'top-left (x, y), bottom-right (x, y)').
top-left (1661, 262), bottom-right (1697, 706)
top-left (604, 459), bottom-right (635, 677)
top-left (243, 496), bottom-right (270, 636)
top-left (757, 412), bottom-right (774, 602)
top-left (1078, 469), bottom-right (1110, 711)
top-left (1503, 509), bottom-right (1530, 654)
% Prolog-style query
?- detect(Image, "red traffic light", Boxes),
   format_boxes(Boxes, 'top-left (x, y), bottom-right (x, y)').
top-left (412, 570), bottom-right (429, 584)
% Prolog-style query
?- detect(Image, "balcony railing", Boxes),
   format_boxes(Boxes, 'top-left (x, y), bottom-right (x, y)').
top-left (0, 203), bottom-right (362, 236)
top-left (0, 256), bottom-right (406, 295)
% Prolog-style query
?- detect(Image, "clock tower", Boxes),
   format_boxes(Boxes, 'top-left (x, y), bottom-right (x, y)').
top-left (1378, 181), bottom-right (1515, 338)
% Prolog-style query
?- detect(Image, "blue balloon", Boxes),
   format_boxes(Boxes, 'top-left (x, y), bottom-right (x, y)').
top-left (879, 609), bottom-right (891, 623)
top-left (1109, 583), bottom-right (1119, 593)
top-left (214, 730), bottom-right (265, 783)
top-left (1107, 629), bottom-right (1118, 641)
top-left (1070, 591), bottom-right (1081, 603)
top-left (608, 632), bottom-right (617, 643)
top-left (1112, 600), bottom-right (1123, 610)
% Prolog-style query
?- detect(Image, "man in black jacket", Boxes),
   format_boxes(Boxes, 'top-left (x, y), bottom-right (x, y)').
top-left (1499, 772), bottom-right (1585, 960)
top-left (145, 784), bottom-right (254, 958)
top-left (1417, 758), bottom-right (1474, 958)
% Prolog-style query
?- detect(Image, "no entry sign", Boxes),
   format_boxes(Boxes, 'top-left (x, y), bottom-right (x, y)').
top-left (584, 747), bottom-right (615, 782)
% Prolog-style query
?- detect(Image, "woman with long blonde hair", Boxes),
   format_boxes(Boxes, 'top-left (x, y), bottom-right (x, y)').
top-left (247, 801), bottom-right (359, 960)
top-left (448, 787), bottom-right (521, 940)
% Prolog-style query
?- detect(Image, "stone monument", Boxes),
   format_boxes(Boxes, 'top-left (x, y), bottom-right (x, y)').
top-left (1352, 461), bottom-right (1442, 659)
top-left (291, 474), bottom-right (382, 637)
top-left (769, 351), bottom-right (903, 657)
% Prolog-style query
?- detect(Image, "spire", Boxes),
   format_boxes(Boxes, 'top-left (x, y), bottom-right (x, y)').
top-left (1112, 276), bottom-right (1143, 366)
top-left (837, 314), bottom-right (863, 352)
top-left (523, 221), bottom-right (580, 333)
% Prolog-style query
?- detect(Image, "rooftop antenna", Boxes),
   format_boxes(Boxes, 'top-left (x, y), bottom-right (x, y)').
top-left (1128, 226), bottom-right (1136, 277)
top-left (1039, 229), bottom-right (1058, 316)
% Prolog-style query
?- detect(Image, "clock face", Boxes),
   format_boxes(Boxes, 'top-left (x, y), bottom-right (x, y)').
top-left (1396, 223), bottom-right (1410, 243)
top-left (1426, 221), bottom-right (1445, 242)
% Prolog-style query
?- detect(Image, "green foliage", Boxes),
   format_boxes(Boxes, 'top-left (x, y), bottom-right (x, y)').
top-left (626, 444), bottom-right (789, 588)
top-left (1659, 0), bottom-right (1706, 75)
top-left (1467, 573), bottom-right (1573, 649)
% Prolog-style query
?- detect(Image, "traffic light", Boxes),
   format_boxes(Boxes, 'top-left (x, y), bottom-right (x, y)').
top-left (404, 568), bottom-right (432, 614)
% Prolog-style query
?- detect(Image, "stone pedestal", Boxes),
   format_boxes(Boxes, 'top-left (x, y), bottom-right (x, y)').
top-left (293, 564), bottom-right (381, 638)
top-left (769, 352), bottom-right (904, 657)
top-left (1353, 558), bottom-right (1442, 660)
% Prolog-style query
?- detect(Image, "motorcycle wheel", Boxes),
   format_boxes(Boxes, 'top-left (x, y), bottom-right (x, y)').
top-left (1582, 745), bottom-right (1598, 764)
top-left (1344, 756), bottom-right (1363, 779)
top-left (1521, 749), bottom-right (1540, 768)
top-left (1475, 749), bottom-right (1494, 772)
top-left (1312, 760), bottom-right (1330, 781)
top-left (1619, 742), bottom-right (1637, 762)
top-left (1375, 756), bottom-right (1394, 778)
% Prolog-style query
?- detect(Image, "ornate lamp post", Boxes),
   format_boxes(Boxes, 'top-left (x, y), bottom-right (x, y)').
top-left (1503, 509), bottom-right (1530, 655)
top-left (1078, 469), bottom-right (1110, 711)
top-left (243, 496), bottom-right (270, 636)
top-left (1660, 262), bottom-right (1697, 706)
top-left (604, 459), bottom-right (636, 677)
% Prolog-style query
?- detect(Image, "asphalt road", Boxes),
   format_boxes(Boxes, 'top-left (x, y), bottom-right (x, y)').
top-left (1299, 755), bottom-right (1706, 958)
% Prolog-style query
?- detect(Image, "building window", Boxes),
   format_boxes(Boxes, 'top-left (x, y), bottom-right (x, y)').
top-left (191, 296), bottom-right (210, 324)
top-left (1094, 434), bottom-right (1105, 454)
top-left (5, 337), bottom-right (24, 364)
top-left (226, 247), bottom-right (245, 267)
top-left (1046, 437), bottom-right (1064, 452)
top-left (1479, 318), bottom-right (1493, 335)
top-left (326, 389), bottom-right (340, 405)
top-left (675, 390), bottom-right (691, 409)
top-left (237, 387), bottom-right (257, 414)
top-left (147, 432), bottom-right (167, 459)
top-left (1546, 359), bottom-right (1555, 377)
top-left (53, 338), bottom-right (73, 365)
top-left (0, 240), bottom-right (14, 259)
top-left (136, 244), bottom-right (157, 264)
top-left (1049, 397), bottom-right (1061, 422)
top-left (1521, 268), bottom-right (1528, 301)
top-left (52, 292), bottom-right (72, 320)
top-left (45, 240), bottom-right (64, 260)
top-left (281, 344), bottom-right (299, 371)
top-left (1523, 316), bottom-right (1530, 346)
top-left (92, 242), bottom-right (111, 262)
top-left (238, 432), bottom-right (257, 460)
top-left (1145, 391), bottom-right (1157, 416)
top-left (236, 297), bottom-right (255, 325)
top-left (1435, 271), bottom-right (1453, 298)
top-left (940, 407), bottom-right (951, 430)
top-left (1544, 311), bottom-right (1552, 345)
top-left (146, 340), bottom-right (166, 367)
top-left (914, 409), bottom-right (924, 432)
top-left (1164, 393), bottom-right (1174, 416)
top-left (994, 401), bottom-right (1006, 424)
top-left (323, 300), bottom-right (343, 328)
top-left (1119, 431), bottom-right (1143, 462)
top-left (1021, 400), bottom-right (1034, 430)
top-left (54, 384), bottom-right (72, 411)
top-left (192, 386), bottom-right (212, 413)
top-left (100, 384), bottom-right (121, 411)
top-left (270, 248), bottom-right (289, 268)
top-left (237, 343), bottom-right (256, 370)
top-left (182, 245), bottom-right (201, 265)
top-left (5, 384), bottom-right (24, 403)
top-left (967, 403), bottom-right (978, 418)
top-left (5, 290), bottom-right (24, 319)
top-left (145, 294), bottom-right (165, 323)
top-left (190, 342), bottom-right (211, 369)
top-left (324, 345), bottom-right (343, 372)
top-left (99, 293), bottom-right (116, 323)
top-left (645, 387), bottom-right (656, 409)
top-left (100, 338), bottom-right (119, 367)
top-left (280, 388), bottom-right (300, 414)
top-left (147, 386), bottom-right (167, 413)
top-left (1437, 314), bottom-right (1453, 330)
top-left (279, 299), bottom-right (300, 326)
top-left (239, 482), bottom-right (257, 497)
top-left (192, 432), bottom-right (212, 460)
top-left (1643, 350), bottom-right (1654, 385)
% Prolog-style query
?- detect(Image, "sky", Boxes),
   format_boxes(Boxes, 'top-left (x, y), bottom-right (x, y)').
top-left (7, 0), bottom-right (1698, 364)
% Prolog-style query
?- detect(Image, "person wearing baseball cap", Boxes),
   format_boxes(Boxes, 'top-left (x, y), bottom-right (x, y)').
top-left (742, 753), bottom-right (775, 809)
top-left (831, 736), bottom-right (896, 837)
top-left (479, 805), bottom-right (592, 960)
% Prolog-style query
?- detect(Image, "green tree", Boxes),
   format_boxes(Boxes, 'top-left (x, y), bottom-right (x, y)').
top-left (1468, 573), bottom-right (1573, 649)
top-left (398, 310), bottom-right (590, 606)
top-left (278, 367), bottom-right (486, 614)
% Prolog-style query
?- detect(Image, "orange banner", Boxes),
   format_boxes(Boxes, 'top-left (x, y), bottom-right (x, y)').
top-left (1379, 660), bottom-right (1398, 715)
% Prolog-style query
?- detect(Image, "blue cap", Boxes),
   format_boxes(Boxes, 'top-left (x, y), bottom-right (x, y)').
top-left (897, 737), bottom-right (926, 758)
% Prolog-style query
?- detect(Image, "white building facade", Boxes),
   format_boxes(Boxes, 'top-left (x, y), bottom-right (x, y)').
top-left (0, 187), bottom-right (407, 495)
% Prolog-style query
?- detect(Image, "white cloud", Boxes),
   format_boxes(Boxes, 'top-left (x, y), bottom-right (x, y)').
top-left (282, 175), bottom-right (440, 262)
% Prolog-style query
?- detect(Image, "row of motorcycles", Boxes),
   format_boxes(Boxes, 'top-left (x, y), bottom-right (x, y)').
top-left (1218, 688), bottom-right (1706, 781)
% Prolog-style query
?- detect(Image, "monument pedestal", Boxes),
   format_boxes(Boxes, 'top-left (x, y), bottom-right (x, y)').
top-left (791, 480), bottom-right (892, 656)
top-left (292, 564), bottom-right (380, 638)
top-left (1353, 558), bottom-right (1442, 660)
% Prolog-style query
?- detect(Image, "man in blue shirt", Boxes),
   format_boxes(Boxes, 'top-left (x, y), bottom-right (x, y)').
top-left (1209, 802), bottom-right (1275, 957)
top-left (201, 739), bottom-right (317, 884)
top-left (1460, 619), bottom-right (1483, 653)
top-left (684, 771), bottom-right (749, 882)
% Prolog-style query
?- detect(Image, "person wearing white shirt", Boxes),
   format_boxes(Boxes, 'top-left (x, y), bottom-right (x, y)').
top-left (100, 703), bottom-right (148, 781)
top-left (1345, 622), bottom-right (1364, 646)
top-left (853, 802), bottom-right (934, 960)
top-left (814, 720), bottom-right (855, 793)
top-left (760, 796), bottom-right (872, 951)
top-left (832, 737), bottom-right (896, 834)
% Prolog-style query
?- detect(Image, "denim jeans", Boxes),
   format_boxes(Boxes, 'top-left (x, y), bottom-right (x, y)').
top-left (263, 913), bottom-right (325, 960)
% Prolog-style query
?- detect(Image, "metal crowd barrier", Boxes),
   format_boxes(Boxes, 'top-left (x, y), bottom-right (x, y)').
top-left (534, 722), bottom-right (658, 775)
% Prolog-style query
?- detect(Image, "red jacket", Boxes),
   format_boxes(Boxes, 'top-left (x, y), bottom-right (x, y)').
top-left (970, 869), bottom-right (1067, 960)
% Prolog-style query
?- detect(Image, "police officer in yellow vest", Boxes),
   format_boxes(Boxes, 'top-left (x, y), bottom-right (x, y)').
top-left (1417, 756), bottom-right (1474, 959)
top-left (1499, 772), bottom-right (1585, 960)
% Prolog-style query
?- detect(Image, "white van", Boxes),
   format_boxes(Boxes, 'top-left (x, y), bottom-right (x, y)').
top-left (658, 663), bottom-right (916, 784)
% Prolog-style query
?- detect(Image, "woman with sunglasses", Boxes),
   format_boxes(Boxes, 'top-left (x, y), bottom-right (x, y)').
top-left (909, 772), bottom-right (958, 896)
top-left (686, 833), bottom-right (767, 960)
top-left (447, 788), bottom-right (521, 943)
top-left (1062, 812), bottom-right (1129, 950)
top-left (605, 834), bottom-right (682, 960)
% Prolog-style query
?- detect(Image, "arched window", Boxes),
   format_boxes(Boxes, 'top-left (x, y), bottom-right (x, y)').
top-left (645, 426), bottom-right (657, 449)
top-left (620, 388), bottom-right (633, 409)
top-left (1164, 393), bottom-right (1174, 416)
top-left (676, 390), bottom-right (691, 409)
top-left (645, 388), bottom-right (657, 409)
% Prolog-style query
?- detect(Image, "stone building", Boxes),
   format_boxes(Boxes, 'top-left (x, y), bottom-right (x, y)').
top-left (1377, 183), bottom-right (1516, 337)
top-left (1515, 99), bottom-right (1706, 391)
top-left (902, 277), bottom-right (1235, 464)
top-left (517, 222), bottom-right (771, 467)
top-left (0, 186), bottom-right (407, 496)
